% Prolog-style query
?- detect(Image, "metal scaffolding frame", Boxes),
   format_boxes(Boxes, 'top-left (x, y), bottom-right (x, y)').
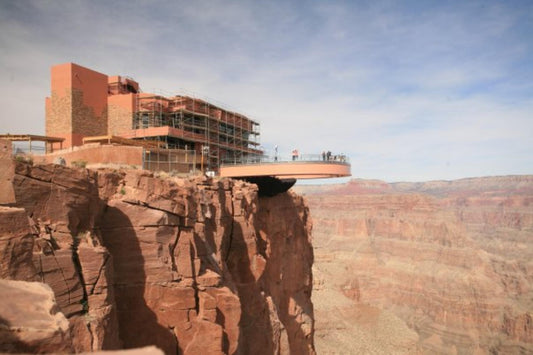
top-left (131, 94), bottom-right (261, 171)
top-left (142, 147), bottom-right (197, 174)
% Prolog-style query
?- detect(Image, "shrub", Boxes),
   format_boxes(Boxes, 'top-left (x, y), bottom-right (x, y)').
top-left (80, 299), bottom-right (89, 313)
top-left (14, 155), bottom-right (33, 165)
top-left (71, 160), bottom-right (87, 168)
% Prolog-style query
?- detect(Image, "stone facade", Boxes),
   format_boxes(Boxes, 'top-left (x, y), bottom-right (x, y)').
top-left (43, 63), bottom-right (262, 168)
top-left (108, 94), bottom-right (135, 136)
top-left (46, 63), bottom-right (108, 148)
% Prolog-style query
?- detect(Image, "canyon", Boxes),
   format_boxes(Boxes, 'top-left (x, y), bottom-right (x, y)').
top-left (2, 134), bottom-right (532, 355)
top-left (296, 177), bottom-right (533, 354)
top-left (0, 149), bottom-right (315, 354)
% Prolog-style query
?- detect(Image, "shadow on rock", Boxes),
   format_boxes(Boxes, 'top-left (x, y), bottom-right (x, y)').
top-left (100, 205), bottom-right (178, 354)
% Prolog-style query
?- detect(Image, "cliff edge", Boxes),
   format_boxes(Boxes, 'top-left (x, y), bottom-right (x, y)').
top-left (0, 159), bottom-right (315, 354)
top-left (297, 178), bottom-right (532, 354)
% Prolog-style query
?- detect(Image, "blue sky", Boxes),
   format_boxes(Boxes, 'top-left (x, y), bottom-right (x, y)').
top-left (1, 0), bottom-right (532, 182)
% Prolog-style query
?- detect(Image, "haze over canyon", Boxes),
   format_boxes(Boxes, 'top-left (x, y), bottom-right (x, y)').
top-left (1, 138), bottom-right (532, 354)
top-left (296, 176), bottom-right (533, 354)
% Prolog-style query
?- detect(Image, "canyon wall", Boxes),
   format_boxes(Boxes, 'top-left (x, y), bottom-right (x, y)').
top-left (296, 177), bottom-right (533, 354)
top-left (0, 159), bottom-right (315, 354)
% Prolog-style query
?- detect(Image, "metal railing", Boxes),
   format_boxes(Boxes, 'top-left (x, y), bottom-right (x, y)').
top-left (11, 142), bottom-right (46, 155)
top-left (221, 153), bottom-right (349, 165)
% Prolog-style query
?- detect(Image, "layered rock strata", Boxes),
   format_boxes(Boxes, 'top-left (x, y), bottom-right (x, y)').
top-left (0, 160), bottom-right (315, 354)
top-left (296, 177), bottom-right (533, 354)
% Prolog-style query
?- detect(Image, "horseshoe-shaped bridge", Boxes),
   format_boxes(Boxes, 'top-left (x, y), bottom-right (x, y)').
top-left (219, 154), bottom-right (351, 195)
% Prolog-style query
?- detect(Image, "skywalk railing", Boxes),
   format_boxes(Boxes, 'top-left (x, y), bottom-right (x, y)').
top-left (221, 153), bottom-right (349, 165)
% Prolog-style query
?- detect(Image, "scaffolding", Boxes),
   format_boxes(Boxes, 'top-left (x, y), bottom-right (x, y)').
top-left (131, 95), bottom-right (261, 171)
top-left (142, 147), bottom-right (197, 174)
top-left (82, 135), bottom-right (165, 148)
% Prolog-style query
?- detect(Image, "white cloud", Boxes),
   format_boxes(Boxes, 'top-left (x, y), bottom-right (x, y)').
top-left (0, 0), bottom-right (531, 181)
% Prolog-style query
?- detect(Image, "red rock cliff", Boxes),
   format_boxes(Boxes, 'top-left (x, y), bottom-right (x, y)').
top-left (297, 177), bottom-right (532, 354)
top-left (0, 160), bottom-right (315, 355)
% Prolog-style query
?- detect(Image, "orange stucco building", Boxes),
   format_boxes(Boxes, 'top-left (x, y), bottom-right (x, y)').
top-left (45, 63), bottom-right (261, 169)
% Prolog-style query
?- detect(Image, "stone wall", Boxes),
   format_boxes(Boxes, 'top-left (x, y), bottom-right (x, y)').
top-left (108, 94), bottom-right (135, 136)
top-left (45, 63), bottom-right (108, 148)
top-left (71, 89), bottom-right (108, 138)
top-left (35, 144), bottom-right (144, 167)
top-left (46, 88), bottom-right (75, 146)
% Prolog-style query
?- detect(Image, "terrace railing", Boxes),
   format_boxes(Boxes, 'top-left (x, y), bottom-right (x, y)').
top-left (221, 153), bottom-right (349, 165)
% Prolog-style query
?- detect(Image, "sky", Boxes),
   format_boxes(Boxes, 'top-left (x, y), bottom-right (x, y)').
top-left (1, 0), bottom-right (532, 182)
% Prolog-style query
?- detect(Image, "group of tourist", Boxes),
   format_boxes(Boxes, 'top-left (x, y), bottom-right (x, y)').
top-left (292, 148), bottom-right (299, 161)
top-left (270, 146), bottom-right (346, 162)
top-left (322, 150), bottom-right (346, 162)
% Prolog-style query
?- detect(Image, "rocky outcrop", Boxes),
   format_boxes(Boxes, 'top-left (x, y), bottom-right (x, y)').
top-left (296, 177), bottom-right (533, 354)
top-left (2, 162), bottom-right (120, 352)
top-left (96, 170), bottom-right (315, 355)
top-left (0, 279), bottom-right (72, 353)
top-left (0, 280), bottom-right (162, 355)
top-left (0, 140), bottom-right (15, 205)
top-left (84, 347), bottom-right (164, 355)
top-left (0, 160), bottom-right (315, 354)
